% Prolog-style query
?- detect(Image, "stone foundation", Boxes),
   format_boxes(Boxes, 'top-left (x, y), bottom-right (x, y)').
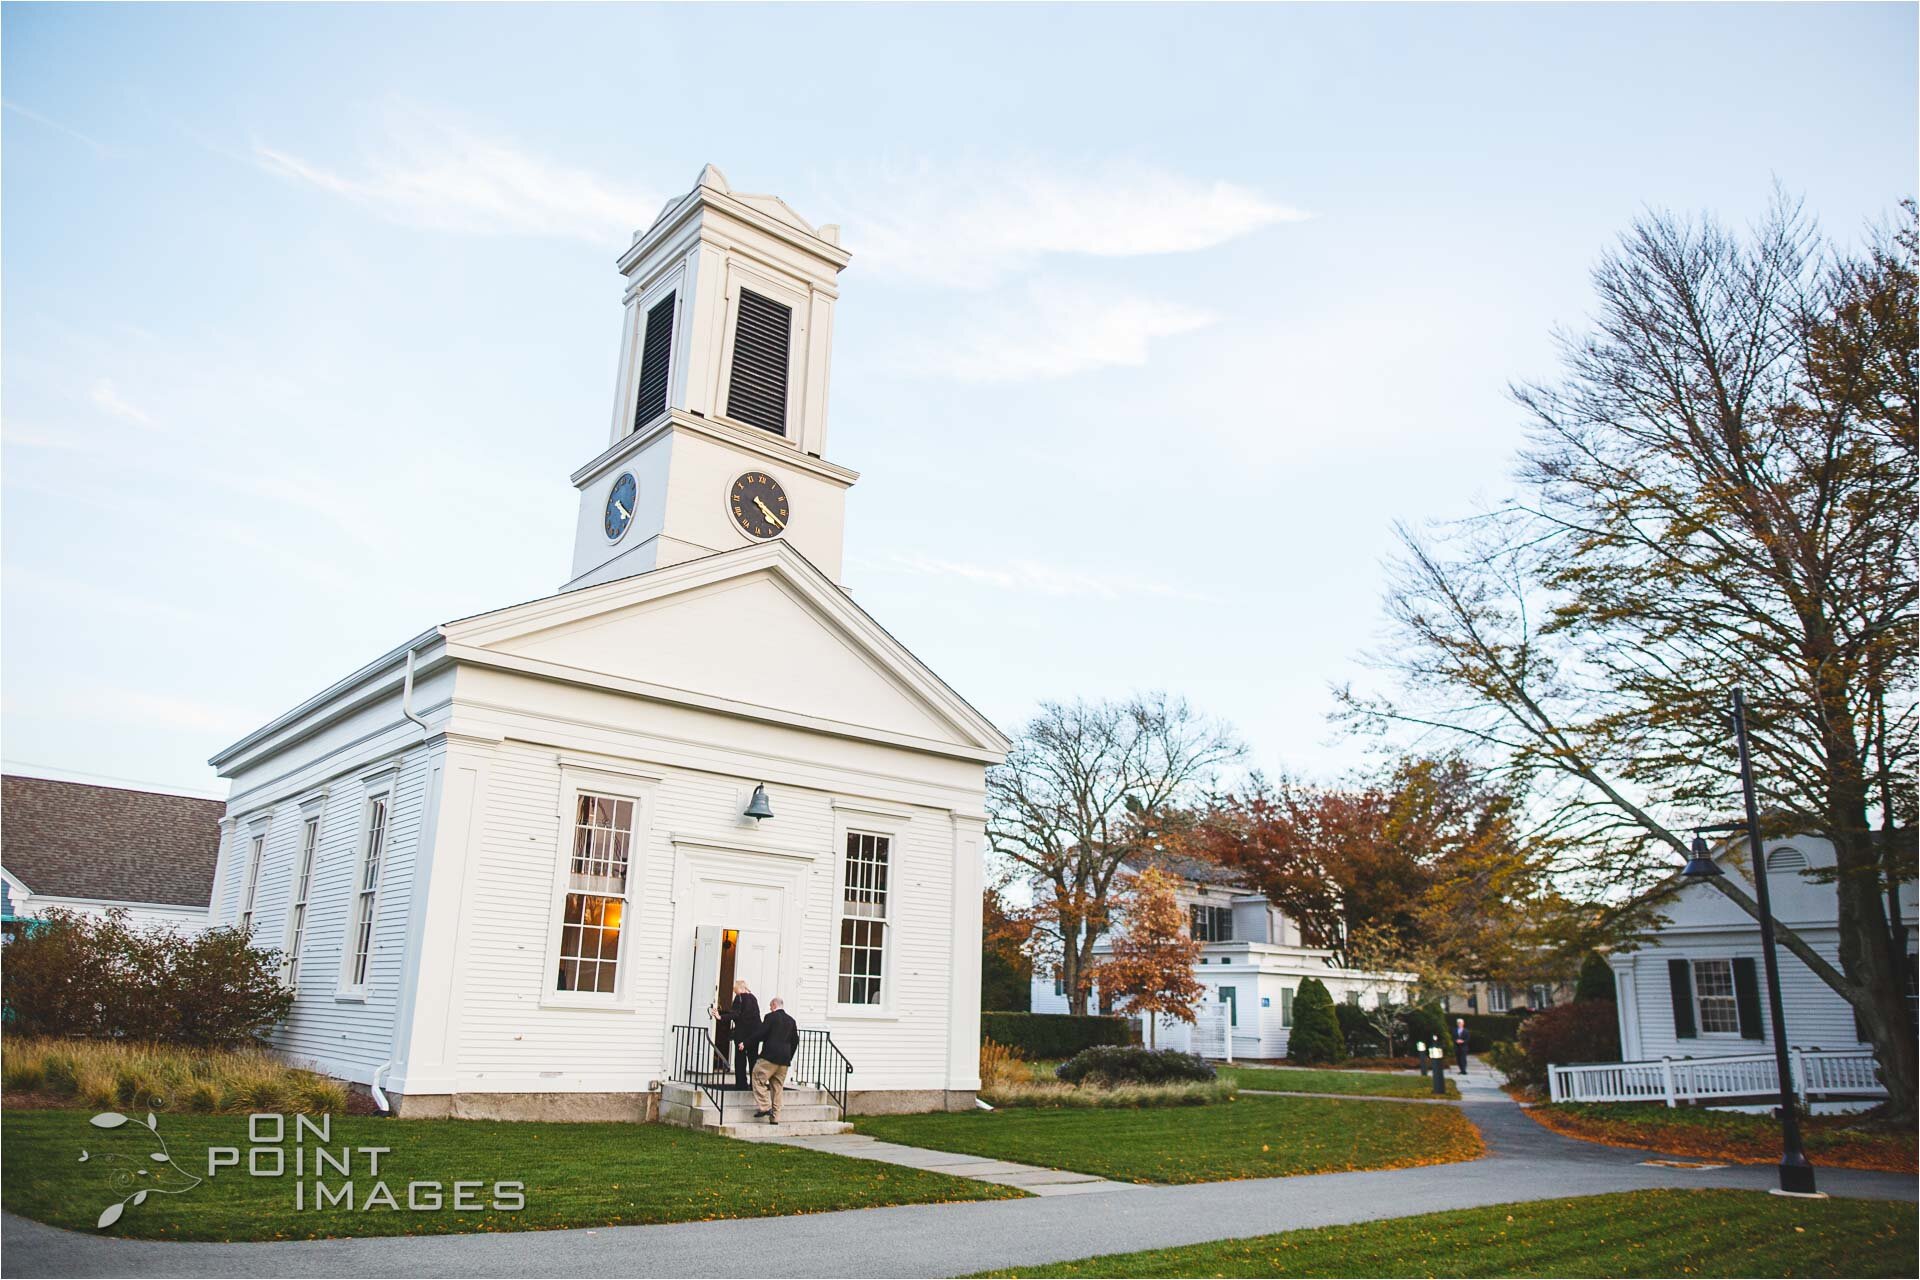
top-left (387, 1090), bottom-right (659, 1122)
top-left (846, 1088), bottom-right (977, 1115)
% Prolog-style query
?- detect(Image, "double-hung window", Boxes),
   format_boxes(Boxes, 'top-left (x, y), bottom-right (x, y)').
top-left (837, 831), bottom-right (890, 1005)
top-left (1692, 958), bottom-right (1740, 1034)
top-left (346, 795), bottom-right (388, 991)
top-left (237, 828), bottom-right (267, 933)
top-left (1488, 983), bottom-right (1511, 1013)
top-left (1281, 986), bottom-right (1295, 1028)
top-left (1190, 904), bottom-right (1233, 942)
top-left (282, 816), bottom-right (320, 989)
top-left (555, 793), bottom-right (634, 995)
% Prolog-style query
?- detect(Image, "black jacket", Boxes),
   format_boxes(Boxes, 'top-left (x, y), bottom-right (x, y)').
top-left (758, 1009), bottom-right (800, 1066)
top-left (724, 993), bottom-right (762, 1044)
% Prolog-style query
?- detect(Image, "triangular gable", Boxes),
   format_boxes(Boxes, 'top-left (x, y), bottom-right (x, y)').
top-left (443, 543), bottom-right (1008, 761)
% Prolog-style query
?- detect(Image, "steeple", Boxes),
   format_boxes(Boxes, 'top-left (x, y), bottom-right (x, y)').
top-left (565, 166), bottom-right (857, 591)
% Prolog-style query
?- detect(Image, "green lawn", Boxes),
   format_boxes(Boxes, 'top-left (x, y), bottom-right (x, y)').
top-left (1, 1108), bottom-right (1017, 1240)
top-left (972, 1189), bottom-right (1917, 1278)
top-left (1219, 1065), bottom-right (1458, 1100)
top-left (854, 1094), bottom-right (1482, 1184)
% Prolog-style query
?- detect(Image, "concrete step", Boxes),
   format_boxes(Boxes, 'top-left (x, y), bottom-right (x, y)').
top-left (716, 1120), bottom-right (853, 1139)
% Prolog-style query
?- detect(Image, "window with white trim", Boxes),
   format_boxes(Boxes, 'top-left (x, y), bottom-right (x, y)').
top-left (555, 793), bottom-right (634, 994)
top-left (1693, 958), bottom-right (1740, 1034)
top-left (1280, 986), bottom-right (1295, 1027)
top-left (237, 830), bottom-right (267, 932)
top-left (346, 796), bottom-right (388, 990)
top-left (1488, 983), bottom-right (1511, 1013)
top-left (282, 816), bottom-right (319, 989)
top-left (1190, 904), bottom-right (1233, 942)
top-left (837, 831), bottom-right (890, 1005)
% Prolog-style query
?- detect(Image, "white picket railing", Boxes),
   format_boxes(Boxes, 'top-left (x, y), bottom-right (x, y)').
top-left (1548, 1048), bottom-right (1885, 1107)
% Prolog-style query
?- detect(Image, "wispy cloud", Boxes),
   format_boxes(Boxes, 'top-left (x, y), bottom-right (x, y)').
top-left (873, 552), bottom-right (1214, 603)
top-left (896, 282), bottom-right (1215, 382)
top-left (836, 159), bottom-right (1308, 287)
top-left (89, 379), bottom-right (157, 428)
top-left (3, 99), bottom-right (112, 153)
top-left (254, 110), bottom-right (660, 244)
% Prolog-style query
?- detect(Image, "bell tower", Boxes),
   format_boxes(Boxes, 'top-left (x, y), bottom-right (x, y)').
top-left (565, 165), bottom-right (858, 590)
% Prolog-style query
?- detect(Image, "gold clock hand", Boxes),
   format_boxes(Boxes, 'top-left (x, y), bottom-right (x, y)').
top-left (753, 497), bottom-right (786, 529)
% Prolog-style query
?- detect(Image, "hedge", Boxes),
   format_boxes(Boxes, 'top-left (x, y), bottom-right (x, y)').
top-left (981, 1012), bottom-right (1133, 1058)
top-left (1054, 1046), bottom-right (1215, 1086)
top-left (1459, 1013), bottom-right (1526, 1053)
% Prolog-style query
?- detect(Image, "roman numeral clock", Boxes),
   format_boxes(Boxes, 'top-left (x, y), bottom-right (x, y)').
top-left (729, 473), bottom-right (789, 541)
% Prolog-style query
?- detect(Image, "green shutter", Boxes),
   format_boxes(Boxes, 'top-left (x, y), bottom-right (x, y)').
top-left (1732, 957), bottom-right (1765, 1040)
top-left (1668, 959), bottom-right (1697, 1039)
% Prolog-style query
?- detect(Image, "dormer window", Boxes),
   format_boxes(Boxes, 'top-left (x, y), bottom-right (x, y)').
top-left (632, 292), bottom-right (676, 431)
top-left (1191, 904), bottom-right (1233, 942)
top-left (725, 288), bottom-right (792, 436)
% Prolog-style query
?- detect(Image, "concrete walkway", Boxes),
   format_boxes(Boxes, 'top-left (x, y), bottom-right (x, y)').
top-left (5, 1067), bottom-right (1913, 1279)
top-left (755, 1130), bottom-right (1137, 1196)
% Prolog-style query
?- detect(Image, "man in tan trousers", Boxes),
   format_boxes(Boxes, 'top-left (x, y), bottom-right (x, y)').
top-left (752, 997), bottom-right (800, 1123)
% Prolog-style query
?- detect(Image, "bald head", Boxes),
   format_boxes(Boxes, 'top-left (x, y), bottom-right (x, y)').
top-left (769, 997), bottom-right (784, 1011)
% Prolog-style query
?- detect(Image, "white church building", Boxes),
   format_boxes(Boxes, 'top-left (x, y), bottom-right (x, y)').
top-left (207, 166), bottom-right (1008, 1120)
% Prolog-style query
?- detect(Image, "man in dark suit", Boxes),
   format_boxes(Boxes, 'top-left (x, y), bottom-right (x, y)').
top-left (711, 980), bottom-right (761, 1091)
top-left (753, 997), bottom-right (800, 1123)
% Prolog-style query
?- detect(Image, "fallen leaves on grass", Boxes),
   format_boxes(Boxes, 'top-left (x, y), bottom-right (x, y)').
top-left (1525, 1104), bottom-right (1917, 1173)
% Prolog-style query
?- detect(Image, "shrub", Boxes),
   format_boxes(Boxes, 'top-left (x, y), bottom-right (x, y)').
top-left (1055, 1045), bottom-right (1216, 1086)
top-left (1287, 978), bottom-right (1345, 1065)
top-left (1, 909), bottom-right (292, 1047)
top-left (1517, 1000), bottom-right (1621, 1083)
top-left (1400, 1002), bottom-right (1447, 1051)
top-left (980, 1012), bottom-right (1132, 1059)
top-left (1487, 1039), bottom-right (1531, 1087)
top-left (1576, 952), bottom-right (1616, 1002)
top-left (1459, 1013), bottom-right (1525, 1053)
top-left (1335, 1002), bottom-right (1382, 1056)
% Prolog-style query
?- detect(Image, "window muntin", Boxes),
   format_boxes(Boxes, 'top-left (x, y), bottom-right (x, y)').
top-left (1488, 983), bottom-right (1511, 1013)
top-left (1281, 986), bottom-right (1295, 1027)
top-left (1693, 958), bottom-right (1740, 1034)
top-left (238, 832), bottom-right (267, 932)
top-left (283, 817), bottom-right (319, 988)
top-left (837, 831), bottom-right (890, 1005)
top-left (1190, 904), bottom-right (1233, 942)
top-left (555, 793), bottom-right (635, 995)
top-left (347, 797), bottom-right (387, 990)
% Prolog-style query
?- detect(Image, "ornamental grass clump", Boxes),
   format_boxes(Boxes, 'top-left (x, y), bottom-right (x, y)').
top-left (1, 1037), bottom-right (344, 1115)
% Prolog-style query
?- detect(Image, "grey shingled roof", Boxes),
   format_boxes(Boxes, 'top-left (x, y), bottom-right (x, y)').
top-left (3, 775), bottom-right (223, 908)
top-left (1124, 848), bottom-right (1250, 889)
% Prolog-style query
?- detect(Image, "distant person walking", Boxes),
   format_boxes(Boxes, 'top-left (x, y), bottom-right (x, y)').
top-left (711, 979), bottom-right (761, 1091)
top-left (753, 997), bottom-right (800, 1123)
top-left (1453, 1017), bottom-right (1470, 1074)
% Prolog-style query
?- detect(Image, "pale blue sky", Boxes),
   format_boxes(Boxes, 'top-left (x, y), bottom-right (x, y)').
top-left (4, 3), bottom-right (1914, 796)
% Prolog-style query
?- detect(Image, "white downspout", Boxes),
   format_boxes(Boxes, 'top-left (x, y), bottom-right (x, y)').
top-left (374, 641), bottom-right (431, 1116)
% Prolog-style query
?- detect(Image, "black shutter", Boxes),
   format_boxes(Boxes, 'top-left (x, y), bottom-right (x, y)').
top-left (1732, 957), bottom-right (1764, 1039)
top-left (633, 293), bottom-right (675, 431)
top-left (1668, 959), bottom-right (1697, 1039)
top-left (724, 288), bottom-right (791, 436)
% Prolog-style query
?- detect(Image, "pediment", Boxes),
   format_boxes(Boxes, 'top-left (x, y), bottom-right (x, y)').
top-left (443, 546), bottom-right (1006, 760)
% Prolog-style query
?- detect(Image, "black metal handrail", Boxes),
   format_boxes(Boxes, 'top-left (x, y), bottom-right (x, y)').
top-left (794, 1028), bottom-right (852, 1119)
top-left (670, 1023), bottom-right (739, 1127)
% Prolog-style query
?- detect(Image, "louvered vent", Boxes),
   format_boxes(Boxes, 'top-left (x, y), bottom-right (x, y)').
top-left (725, 288), bottom-right (792, 436)
top-left (1767, 847), bottom-right (1809, 873)
top-left (633, 292), bottom-right (676, 431)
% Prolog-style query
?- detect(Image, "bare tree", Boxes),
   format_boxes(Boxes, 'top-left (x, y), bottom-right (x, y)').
top-left (987, 694), bottom-right (1242, 1016)
top-left (1344, 194), bottom-right (1917, 1117)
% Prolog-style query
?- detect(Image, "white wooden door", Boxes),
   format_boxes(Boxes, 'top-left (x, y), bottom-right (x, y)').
top-left (692, 877), bottom-right (785, 1007)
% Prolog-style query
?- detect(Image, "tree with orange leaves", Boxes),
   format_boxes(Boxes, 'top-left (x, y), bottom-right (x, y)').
top-left (1098, 865), bottom-right (1205, 1047)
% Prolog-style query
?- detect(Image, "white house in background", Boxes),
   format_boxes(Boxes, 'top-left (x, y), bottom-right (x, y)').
top-left (2, 774), bottom-right (221, 935)
top-left (1609, 833), bottom-right (1917, 1064)
top-left (1029, 851), bottom-right (1414, 1059)
top-left (206, 166), bottom-right (1007, 1121)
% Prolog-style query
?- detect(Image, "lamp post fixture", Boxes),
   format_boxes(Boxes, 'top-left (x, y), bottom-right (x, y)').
top-left (1681, 687), bottom-right (1817, 1197)
top-left (1426, 1043), bottom-right (1447, 1096)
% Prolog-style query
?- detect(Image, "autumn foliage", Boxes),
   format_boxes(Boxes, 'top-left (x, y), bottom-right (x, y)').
top-left (1098, 866), bottom-right (1205, 1042)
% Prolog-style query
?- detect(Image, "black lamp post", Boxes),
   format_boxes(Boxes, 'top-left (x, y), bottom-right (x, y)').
top-left (1681, 687), bottom-right (1817, 1197)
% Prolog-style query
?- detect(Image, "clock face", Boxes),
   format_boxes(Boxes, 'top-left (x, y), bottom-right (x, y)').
top-left (604, 473), bottom-right (638, 542)
top-left (729, 472), bottom-right (790, 540)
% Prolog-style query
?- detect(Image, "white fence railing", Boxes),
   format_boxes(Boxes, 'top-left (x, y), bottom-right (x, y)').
top-left (1548, 1048), bottom-right (1885, 1107)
